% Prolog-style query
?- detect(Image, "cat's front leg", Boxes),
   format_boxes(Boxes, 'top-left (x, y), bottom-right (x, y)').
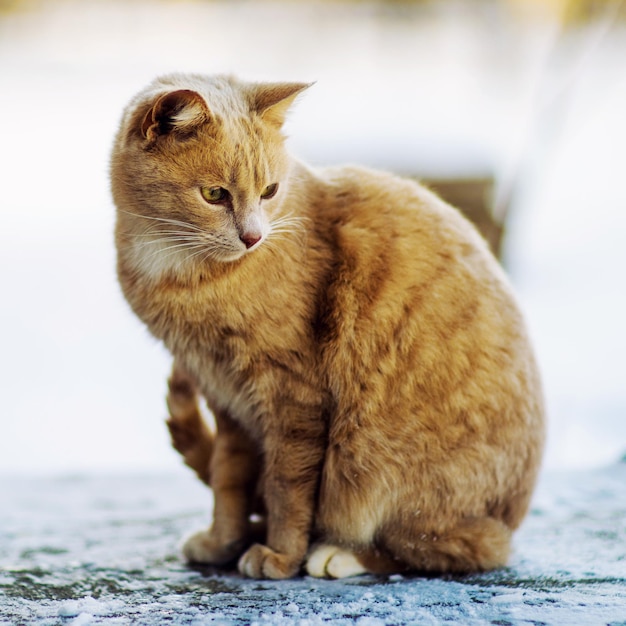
top-left (183, 408), bottom-right (260, 566)
top-left (238, 412), bottom-right (326, 579)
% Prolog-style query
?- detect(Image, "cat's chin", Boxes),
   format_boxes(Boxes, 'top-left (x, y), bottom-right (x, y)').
top-left (216, 247), bottom-right (260, 264)
top-left (212, 252), bottom-right (245, 264)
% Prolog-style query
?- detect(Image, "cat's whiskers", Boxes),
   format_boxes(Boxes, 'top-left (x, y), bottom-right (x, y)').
top-left (195, 245), bottom-right (232, 265)
top-left (133, 234), bottom-right (205, 250)
top-left (122, 214), bottom-right (204, 254)
top-left (120, 209), bottom-right (207, 234)
top-left (270, 213), bottom-right (309, 230)
top-left (121, 210), bottom-right (241, 264)
top-left (125, 210), bottom-right (311, 265)
top-left (138, 240), bottom-right (209, 267)
top-left (138, 231), bottom-right (240, 268)
top-left (267, 214), bottom-right (309, 245)
top-left (131, 229), bottom-right (199, 239)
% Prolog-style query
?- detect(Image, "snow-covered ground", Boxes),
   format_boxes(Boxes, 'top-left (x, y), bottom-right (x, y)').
top-left (1, 463), bottom-right (625, 624)
top-left (0, 3), bottom-right (624, 474)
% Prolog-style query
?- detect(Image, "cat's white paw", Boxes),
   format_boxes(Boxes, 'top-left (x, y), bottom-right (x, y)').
top-left (305, 544), bottom-right (368, 579)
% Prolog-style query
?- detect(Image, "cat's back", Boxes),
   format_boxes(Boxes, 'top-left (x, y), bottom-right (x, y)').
top-left (313, 163), bottom-right (542, 435)
top-left (314, 163), bottom-right (513, 320)
top-left (318, 164), bottom-right (495, 269)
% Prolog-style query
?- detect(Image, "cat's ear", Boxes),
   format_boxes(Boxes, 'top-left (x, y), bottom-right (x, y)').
top-left (252, 82), bottom-right (313, 128)
top-left (141, 89), bottom-right (211, 141)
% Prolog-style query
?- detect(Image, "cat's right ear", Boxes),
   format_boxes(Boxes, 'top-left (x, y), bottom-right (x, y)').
top-left (140, 90), bottom-right (211, 142)
top-left (252, 82), bottom-right (313, 128)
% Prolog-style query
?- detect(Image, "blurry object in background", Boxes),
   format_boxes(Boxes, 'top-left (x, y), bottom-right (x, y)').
top-left (0, 0), bottom-right (32, 14)
top-left (422, 176), bottom-right (502, 257)
top-left (0, 0), bottom-right (19, 13)
top-left (565, 0), bottom-right (626, 23)
top-left (508, 0), bottom-right (626, 24)
top-left (2, 0), bottom-right (625, 22)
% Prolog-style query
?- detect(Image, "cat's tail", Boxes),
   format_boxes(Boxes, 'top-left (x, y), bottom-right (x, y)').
top-left (166, 364), bottom-right (214, 486)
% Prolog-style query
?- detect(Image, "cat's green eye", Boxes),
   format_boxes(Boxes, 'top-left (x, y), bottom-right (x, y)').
top-left (260, 183), bottom-right (279, 200)
top-left (201, 186), bottom-right (229, 204)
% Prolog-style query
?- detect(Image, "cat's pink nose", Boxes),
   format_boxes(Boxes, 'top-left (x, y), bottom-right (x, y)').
top-left (240, 232), bottom-right (262, 249)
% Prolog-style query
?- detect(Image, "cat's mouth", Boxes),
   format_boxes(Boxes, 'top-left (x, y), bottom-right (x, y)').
top-left (220, 243), bottom-right (263, 263)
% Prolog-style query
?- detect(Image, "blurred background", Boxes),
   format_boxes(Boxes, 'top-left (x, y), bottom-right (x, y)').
top-left (0, 0), bottom-right (624, 476)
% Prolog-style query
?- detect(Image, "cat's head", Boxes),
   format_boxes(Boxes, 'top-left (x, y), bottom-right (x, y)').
top-left (111, 74), bottom-right (310, 275)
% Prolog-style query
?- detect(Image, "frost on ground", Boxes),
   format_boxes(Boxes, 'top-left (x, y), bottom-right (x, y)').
top-left (0, 463), bottom-right (625, 626)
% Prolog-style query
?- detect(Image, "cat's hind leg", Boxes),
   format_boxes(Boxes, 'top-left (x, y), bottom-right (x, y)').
top-left (382, 515), bottom-right (512, 574)
top-left (306, 516), bottom-right (511, 578)
top-left (166, 363), bottom-right (214, 485)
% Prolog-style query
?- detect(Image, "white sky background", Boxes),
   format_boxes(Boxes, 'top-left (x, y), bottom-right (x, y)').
top-left (0, 0), bottom-right (624, 475)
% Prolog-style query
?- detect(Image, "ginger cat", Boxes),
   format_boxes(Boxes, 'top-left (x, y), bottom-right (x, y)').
top-left (111, 73), bottom-right (544, 580)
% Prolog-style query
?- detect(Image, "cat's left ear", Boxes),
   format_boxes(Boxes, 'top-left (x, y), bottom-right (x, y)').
top-left (141, 89), bottom-right (211, 141)
top-left (252, 82), bottom-right (313, 128)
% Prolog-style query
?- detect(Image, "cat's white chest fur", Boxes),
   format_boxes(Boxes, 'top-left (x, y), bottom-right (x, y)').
top-left (182, 345), bottom-right (261, 429)
top-left (129, 237), bottom-right (194, 280)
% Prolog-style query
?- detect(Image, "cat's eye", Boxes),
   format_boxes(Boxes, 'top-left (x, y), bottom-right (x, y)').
top-left (201, 186), bottom-right (229, 204)
top-left (260, 183), bottom-right (279, 200)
